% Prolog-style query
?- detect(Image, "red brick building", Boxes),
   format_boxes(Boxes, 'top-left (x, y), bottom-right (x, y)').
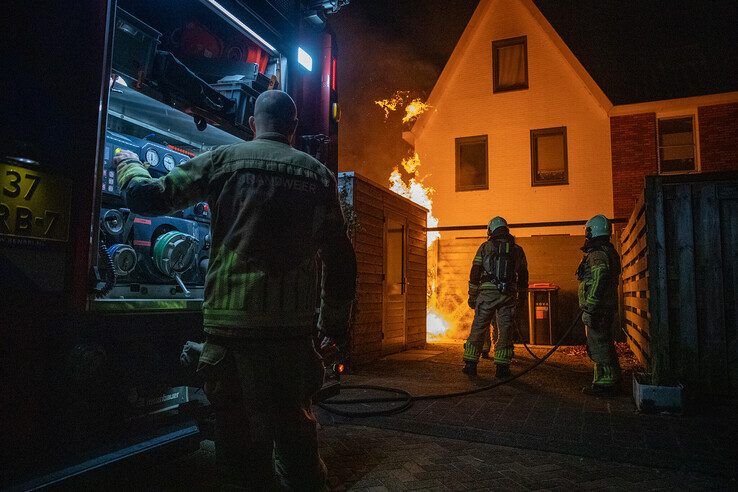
top-left (611, 98), bottom-right (738, 220)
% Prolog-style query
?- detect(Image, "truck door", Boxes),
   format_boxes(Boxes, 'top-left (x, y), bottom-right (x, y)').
top-left (383, 214), bottom-right (407, 354)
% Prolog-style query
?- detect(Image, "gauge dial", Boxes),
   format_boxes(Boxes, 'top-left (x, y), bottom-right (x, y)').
top-left (145, 149), bottom-right (159, 167)
top-left (163, 154), bottom-right (176, 171)
top-left (179, 158), bottom-right (189, 166)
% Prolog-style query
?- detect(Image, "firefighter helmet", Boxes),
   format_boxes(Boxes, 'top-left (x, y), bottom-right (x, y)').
top-left (487, 216), bottom-right (508, 236)
top-left (585, 214), bottom-right (611, 239)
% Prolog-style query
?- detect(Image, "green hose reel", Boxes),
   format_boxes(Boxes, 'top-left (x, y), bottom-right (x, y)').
top-left (152, 230), bottom-right (198, 296)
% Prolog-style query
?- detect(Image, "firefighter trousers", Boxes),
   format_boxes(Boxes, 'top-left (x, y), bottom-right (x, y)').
top-left (582, 310), bottom-right (620, 386)
top-left (197, 334), bottom-right (327, 491)
top-left (464, 290), bottom-right (516, 365)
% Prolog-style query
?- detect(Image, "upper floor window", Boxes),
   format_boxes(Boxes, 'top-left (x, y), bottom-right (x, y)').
top-left (658, 116), bottom-right (697, 173)
top-left (531, 127), bottom-right (568, 186)
top-left (492, 36), bottom-right (528, 92)
top-left (456, 135), bottom-right (488, 191)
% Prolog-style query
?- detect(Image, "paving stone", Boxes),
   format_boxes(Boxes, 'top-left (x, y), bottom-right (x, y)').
top-left (88, 343), bottom-right (738, 490)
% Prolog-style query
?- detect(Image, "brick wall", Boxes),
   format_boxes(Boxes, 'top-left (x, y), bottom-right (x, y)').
top-left (698, 103), bottom-right (738, 173)
top-left (610, 113), bottom-right (658, 219)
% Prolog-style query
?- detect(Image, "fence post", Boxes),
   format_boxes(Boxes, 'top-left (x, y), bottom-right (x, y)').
top-left (645, 176), bottom-right (670, 385)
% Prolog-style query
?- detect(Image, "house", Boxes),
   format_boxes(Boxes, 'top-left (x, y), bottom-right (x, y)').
top-left (405, 0), bottom-right (738, 340)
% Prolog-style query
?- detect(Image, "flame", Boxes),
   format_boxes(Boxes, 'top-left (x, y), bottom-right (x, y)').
top-left (375, 91), bottom-right (430, 123)
top-left (388, 155), bottom-right (440, 248)
top-left (400, 153), bottom-right (421, 174)
top-left (402, 99), bottom-right (430, 124)
top-left (375, 91), bottom-right (409, 120)
top-left (426, 309), bottom-right (450, 338)
top-left (381, 95), bottom-right (454, 340)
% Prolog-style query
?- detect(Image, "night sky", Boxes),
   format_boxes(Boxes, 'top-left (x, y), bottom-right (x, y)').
top-left (328, 0), bottom-right (737, 184)
top-left (330, 1), bottom-right (480, 184)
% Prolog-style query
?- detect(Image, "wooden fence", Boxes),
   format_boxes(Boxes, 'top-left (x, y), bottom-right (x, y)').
top-left (620, 172), bottom-right (738, 393)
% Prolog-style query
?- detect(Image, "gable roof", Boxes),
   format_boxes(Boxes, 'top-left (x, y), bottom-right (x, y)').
top-left (409, 0), bottom-right (738, 142)
top-left (409, 0), bottom-right (613, 142)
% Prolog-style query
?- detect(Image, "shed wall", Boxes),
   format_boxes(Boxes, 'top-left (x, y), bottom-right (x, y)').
top-left (339, 173), bottom-right (427, 365)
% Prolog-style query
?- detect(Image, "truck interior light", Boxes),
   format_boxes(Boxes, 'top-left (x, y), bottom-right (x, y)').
top-left (331, 58), bottom-right (337, 90)
top-left (206, 0), bottom-right (276, 52)
top-left (298, 47), bottom-right (313, 71)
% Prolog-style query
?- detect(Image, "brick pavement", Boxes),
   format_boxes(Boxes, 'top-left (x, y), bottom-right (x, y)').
top-left (104, 425), bottom-right (733, 490)
top-left (72, 343), bottom-right (737, 490)
top-left (317, 343), bottom-right (738, 479)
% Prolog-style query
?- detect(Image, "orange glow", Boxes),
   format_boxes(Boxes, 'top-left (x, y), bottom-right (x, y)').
top-left (426, 309), bottom-right (451, 339)
top-left (402, 99), bottom-right (430, 124)
top-left (375, 91), bottom-right (409, 120)
top-left (388, 155), bottom-right (440, 248)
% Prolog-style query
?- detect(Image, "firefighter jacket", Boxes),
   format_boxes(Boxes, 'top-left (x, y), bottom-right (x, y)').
top-left (468, 233), bottom-right (528, 299)
top-left (576, 238), bottom-right (621, 313)
top-left (117, 132), bottom-right (357, 338)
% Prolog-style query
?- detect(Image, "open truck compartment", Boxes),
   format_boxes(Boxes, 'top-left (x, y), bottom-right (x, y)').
top-left (94, 1), bottom-right (286, 309)
top-left (1, 1), bottom-right (342, 486)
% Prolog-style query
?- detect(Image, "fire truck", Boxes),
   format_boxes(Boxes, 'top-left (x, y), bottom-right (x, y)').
top-left (0, 0), bottom-right (346, 486)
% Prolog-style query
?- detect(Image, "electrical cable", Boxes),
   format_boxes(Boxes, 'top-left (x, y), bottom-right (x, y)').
top-left (318, 310), bottom-right (583, 417)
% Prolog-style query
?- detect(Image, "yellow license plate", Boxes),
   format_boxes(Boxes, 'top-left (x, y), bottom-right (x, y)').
top-left (0, 162), bottom-right (71, 242)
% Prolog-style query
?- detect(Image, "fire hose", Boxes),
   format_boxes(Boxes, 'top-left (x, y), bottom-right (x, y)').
top-left (317, 309), bottom-right (583, 418)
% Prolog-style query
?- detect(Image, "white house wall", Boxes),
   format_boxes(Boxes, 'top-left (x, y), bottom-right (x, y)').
top-left (415, 0), bottom-right (613, 239)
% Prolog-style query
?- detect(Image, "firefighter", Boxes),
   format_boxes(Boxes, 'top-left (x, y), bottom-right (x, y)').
top-left (114, 90), bottom-right (357, 490)
top-left (577, 214), bottom-right (622, 397)
top-left (463, 217), bottom-right (528, 378)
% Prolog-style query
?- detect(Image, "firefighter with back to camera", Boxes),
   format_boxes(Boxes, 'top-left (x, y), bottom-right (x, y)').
top-left (113, 90), bottom-right (357, 490)
top-left (463, 217), bottom-right (529, 378)
top-left (577, 214), bottom-right (622, 398)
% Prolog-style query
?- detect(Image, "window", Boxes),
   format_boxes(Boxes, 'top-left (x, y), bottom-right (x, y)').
top-left (658, 116), bottom-right (697, 173)
top-left (492, 36), bottom-right (528, 92)
top-left (456, 135), bottom-right (488, 191)
top-left (531, 127), bottom-right (568, 186)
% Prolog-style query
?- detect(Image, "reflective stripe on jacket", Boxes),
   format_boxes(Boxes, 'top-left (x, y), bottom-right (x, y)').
top-left (576, 240), bottom-right (620, 312)
top-left (117, 132), bottom-right (357, 338)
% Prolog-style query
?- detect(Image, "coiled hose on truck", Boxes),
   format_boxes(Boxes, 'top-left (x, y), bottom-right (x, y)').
top-left (317, 309), bottom-right (583, 418)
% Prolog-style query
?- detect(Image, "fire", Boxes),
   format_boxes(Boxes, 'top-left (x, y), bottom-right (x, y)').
top-left (400, 152), bottom-right (421, 174)
top-left (375, 91), bottom-right (409, 120)
top-left (374, 92), bottom-right (430, 123)
top-left (388, 155), bottom-right (440, 247)
top-left (402, 99), bottom-right (430, 124)
top-left (380, 94), bottom-right (455, 340)
top-left (426, 309), bottom-right (450, 339)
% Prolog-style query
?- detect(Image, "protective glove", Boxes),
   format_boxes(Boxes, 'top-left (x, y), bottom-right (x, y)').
top-left (467, 296), bottom-right (477, 309)
top-left (179, 341), bottom-right (204, 369)
top-left (112, 149), bottom-right (139, 168)
top-left (581, 303), bottom-right (596, 315)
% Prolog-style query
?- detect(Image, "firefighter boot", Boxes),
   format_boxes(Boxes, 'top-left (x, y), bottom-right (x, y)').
top-left (462, 361), bottom-right (478, 376)
top-left (495, 363), bottom-right (511, 379)
top-left (583, 363), bottom-right (617, 397)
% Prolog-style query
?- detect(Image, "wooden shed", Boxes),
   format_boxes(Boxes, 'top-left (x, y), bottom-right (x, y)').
top-left (338, 172), bottom-right (428, 365)
top-left (620, 172), bottom-right (738, 395)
